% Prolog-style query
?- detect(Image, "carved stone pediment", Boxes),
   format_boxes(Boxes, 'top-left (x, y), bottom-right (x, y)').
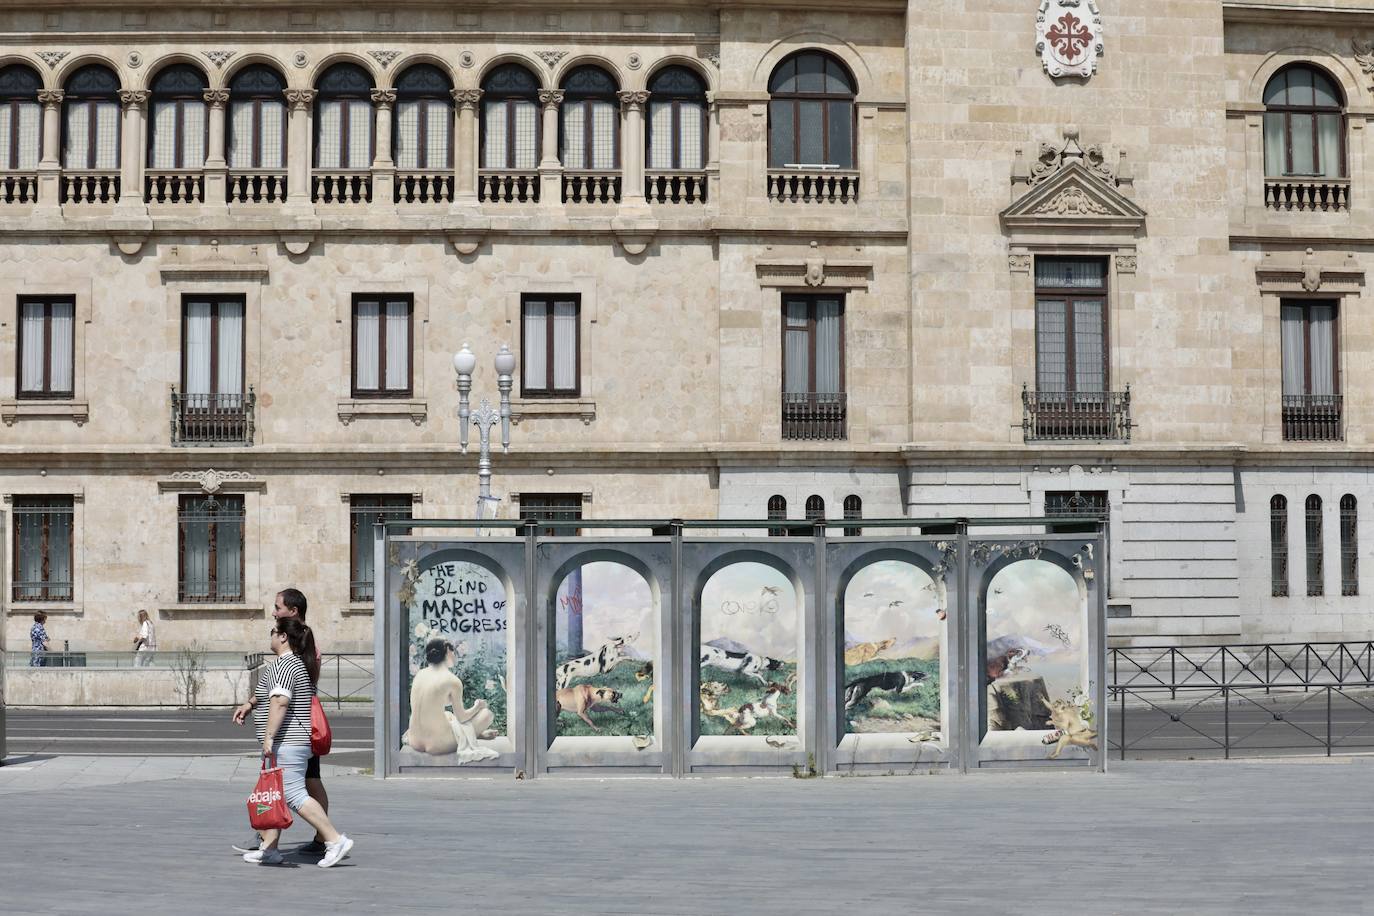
top-left (1001, 161), bottom-right (1146, 233)
top-left (1255, 248), bottom-right (1364, 295)
top-left (755, 241), bottom-right (873, 290)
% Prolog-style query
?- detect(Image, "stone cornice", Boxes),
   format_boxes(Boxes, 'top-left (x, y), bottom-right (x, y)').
top-left (1222, 2), bottom-right (1374, 27)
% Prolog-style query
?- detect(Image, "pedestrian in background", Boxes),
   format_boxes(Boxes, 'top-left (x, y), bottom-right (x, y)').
top-left (133, 609), bottom-right (156, 667)
top-left (29, 612), bottom-right (49, 667)
top-left (237, 617), bottom-right (353, 867)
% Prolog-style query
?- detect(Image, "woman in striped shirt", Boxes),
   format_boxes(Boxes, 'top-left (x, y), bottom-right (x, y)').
top-left (244, 617), bottom-right (354, 868)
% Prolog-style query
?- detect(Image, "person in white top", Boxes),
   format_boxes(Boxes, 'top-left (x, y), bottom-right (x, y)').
top-left (133, 609), bottom-right (156, 667)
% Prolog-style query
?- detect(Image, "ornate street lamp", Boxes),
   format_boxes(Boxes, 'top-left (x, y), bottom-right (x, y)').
top-left (453, 342), bottom-right (516, 518)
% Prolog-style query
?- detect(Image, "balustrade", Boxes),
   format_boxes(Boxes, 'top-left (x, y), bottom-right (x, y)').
top-left (227, 170), bottom-right (288, 204)
top-left (1264, 178), bottom-right (1349, 213)
top-left (395, 171), bottom-right (454, 205)
top-left (562, 170), bottom-right (622, 204)
top-left (0, 172), bottom-right (37, 204)
top-left (312, 170), bottom-right (372, 205)
top-left (145, 170), bottom-right (204, 205)
top-left (767, 169), bottom-right (859, 204)
top-left (645, 171), bottom-right (707, 204)
top-left (61, 170), bottom-right (120, 205)
top-left (478, 170), bottom-right (540, 203)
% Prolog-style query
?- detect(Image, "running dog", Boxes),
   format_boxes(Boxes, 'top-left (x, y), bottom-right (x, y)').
top-left (700, 645), bottom-right (784, 686)
top-left (843, 637), bottom-right (897, 666)
top-left (753, 678), bottom-right (796, 729)
top-left (1041, 697), bottom-right (1099, 759)
top-left (636, 661), bottom-right (655, 705)
top-left (555, 684), bottom-right (624, 731)
top-left (843, 669), bottom-right (929, 711)
top-left (556, 635), bottom-right (635, 688)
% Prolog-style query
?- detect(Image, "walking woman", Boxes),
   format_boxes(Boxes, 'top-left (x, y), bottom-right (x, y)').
top-left (29, 612), bottom-right (50, 667)
top-left (240, 617), bottom-right (353, 867)
top-left (133, 609), bottom-right (156, 667)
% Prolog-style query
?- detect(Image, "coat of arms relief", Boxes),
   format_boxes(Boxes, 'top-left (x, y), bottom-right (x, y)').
top-left (1035, 0), bottom-right (1104, 79)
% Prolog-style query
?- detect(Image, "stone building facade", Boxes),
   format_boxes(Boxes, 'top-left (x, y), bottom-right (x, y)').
top-left (0, 0), bottom-right (1369, 653)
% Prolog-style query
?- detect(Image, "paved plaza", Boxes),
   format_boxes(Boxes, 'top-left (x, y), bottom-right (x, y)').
top-left (0, 753), bottom-right (1368, 915)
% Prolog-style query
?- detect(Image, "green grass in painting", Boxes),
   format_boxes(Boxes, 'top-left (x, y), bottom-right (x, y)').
top-left (554, 661), bottom-right (655, 737)
top-left (843, 655), bottom-right (941, 733)
top-left (697, 663), bottom-right (798, 737)
top-left (451, 652), bottom-right (508, 735)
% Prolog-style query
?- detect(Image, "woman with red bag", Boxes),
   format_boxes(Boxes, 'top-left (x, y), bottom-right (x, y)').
top-left (242, 617), bottom-right (353, 867)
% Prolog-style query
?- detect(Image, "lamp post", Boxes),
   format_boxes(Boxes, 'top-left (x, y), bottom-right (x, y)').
top-left (453, 342), bottom-right (516, 519)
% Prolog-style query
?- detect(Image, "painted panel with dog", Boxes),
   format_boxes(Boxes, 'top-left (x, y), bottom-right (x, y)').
top-left (698, 562), bottom-right (799, 737)
top-left (553, 562), bottom-right (655, 737)
top-left (842, 560), bottom-right (942, 739)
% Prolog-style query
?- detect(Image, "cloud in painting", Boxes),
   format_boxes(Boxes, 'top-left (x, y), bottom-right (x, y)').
top-left (843, 560), bottom-right (941, 645)
top-left (700, 562), bottom-right (798, 660)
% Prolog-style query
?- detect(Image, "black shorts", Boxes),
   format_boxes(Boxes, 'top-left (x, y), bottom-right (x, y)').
top-left (306, 754), bottom-right (321, 779)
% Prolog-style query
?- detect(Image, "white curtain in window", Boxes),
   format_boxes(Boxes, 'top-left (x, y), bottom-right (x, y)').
top-left (590, 101), bottom-right (616, 169)
top-left (1308, 304), bottom-right (1336, 396)
top-left (64, 104), bottom-right (89, 168)
top-left (783, 301), bottom-right (809, 395)
top-left (19, 301), bottom-right (45, 393)
top-left (523, 300), bottom-right (548, 389)
top-left (229, 102), bottom-right (253, 169)
top-left (216, 300), bottom-right (243, 396)
top-left (0, 106), bottom-right (9, 169)
top-left (15, 510), bottom-right (41, 595)
top-left (181, 101), bottom-right (206, 167)
top-left (0, 105), bottom-right (40, 170)
top-left (151, 102), bottom-right (178, 168)
top-left (647, 102), bottom-right (673, 170)
top-left (426, 102), bottom-right (450, 167)
top-left (482, 100), bottom-right (507, 167)
top-left (184, 300), bottom-right (212, 394)
top-left (94, 101), bottom-right (119, 169)
top-left (1072, 299), bottom-right (1105, 393)
top-left (561, 104), bottom-right (585, 169)
top-left (815, 299), bottom-right (842, 394)
top-left (678, 102), bottom-right (704, 170)
top-left (1280, 304), bottom-right (1306, 396)
top-left (1036, 299), bottom-right (1067, 393)
top-left (513, 100), bottom-right (537, 169)
top-left (552, 300), bottom-right (577, 391)
top-left (1262, 113), bottom-right (1284, 176)
top-left (259, 101), bottom-right (285, 169)
top-left (347, 100), bottom-right (371, 169)
top-left (385, 300), bottom-right (409, 391)
top-left (316, 100), bottom-right (342, 168)
top-left (1317, 113), bottom-right (1342, 178)
top-left (354, 300), bottom-right (379, 390)
top-left (49, 301), bottom-right (73, 393)
top-left (395, 100), bottom-right (419, 169)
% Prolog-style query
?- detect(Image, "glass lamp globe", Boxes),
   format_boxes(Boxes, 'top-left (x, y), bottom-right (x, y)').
top-left (453, 344), bottom-right (477, 377)
top-left (493, 344), bottom-right (516, 376)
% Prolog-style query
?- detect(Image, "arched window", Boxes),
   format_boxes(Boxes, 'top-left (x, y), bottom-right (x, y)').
top-left (1263, 65), bottom-right (1345, 178)
top-left (560, 66), bottom-right (618, 170)
top-left (1341, 494), bottom-right (1358, 596)
top-left (481, 64), bottom-right (540, 170)
top-left (647, 66), bottom-right (706, 171)
top-left (767, 51), bottom-right (855, 169)
top-left (1270, 495), bottom-right (1288, 598)
top-left (1306, 494), bottom-right (1324, 597)
top-left (394, 64), bottom-right (452, 170)
top-left (228, 65), bottom-right (286, 170)
top-left (315, 63), bottom-right (374, 169)
top-left (842, 494), bottom-right (862, 537)
top-left (805, 495), bottom-right (825, 521)
top-left (0, 64), bottom-right (41, 170)
top-left (63, 64), bottom-right (120, 169)
top-left (148, 65), bottom-right (207, 170)
top-left (767, 494), bottom-right (787, 538)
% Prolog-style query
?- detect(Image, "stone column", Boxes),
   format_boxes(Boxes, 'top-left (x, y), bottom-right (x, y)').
top-left (202, 88), bottom-right (229, 210)
top-left (451, 88), bottom-right (482, 205)
top-left (705, 91), bottom-right (720, 204)
top-left (283, 88), bottom-right (316, 213)
top-left (537, 89), bottom-right (563, 206)
top-left (370, 88), bottom-right (396, 207)
top-left (35, 89), bottom-right (62, 211)
top-left (116, 90), bottom-right (148, 210)
top-left (617, 90), bottom-right (649, 207)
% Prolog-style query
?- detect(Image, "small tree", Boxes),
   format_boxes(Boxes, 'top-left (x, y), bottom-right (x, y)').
top-left (169, 642), bottom-right (208, 708)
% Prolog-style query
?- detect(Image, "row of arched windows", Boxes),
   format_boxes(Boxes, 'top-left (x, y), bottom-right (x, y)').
top-left (0, 51), bottom-right (859, 176)
top-left (1270, 494), bottom-right (1358, 598)
top-left (766, 494), bottom-right (863, 537)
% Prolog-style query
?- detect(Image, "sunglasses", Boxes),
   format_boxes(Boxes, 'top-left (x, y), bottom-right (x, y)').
top-left (269, 628), bottom-right (283, 638)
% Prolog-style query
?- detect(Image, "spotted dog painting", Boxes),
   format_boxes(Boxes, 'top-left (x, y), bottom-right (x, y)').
top-left (553, 562), bottom-right (656, 737)
top-left (697, 562), bottom-right (799, 737)
top-left (842, 560), bottom-right (943, 739)
top-left (397, 549), bottom-right (508, 763)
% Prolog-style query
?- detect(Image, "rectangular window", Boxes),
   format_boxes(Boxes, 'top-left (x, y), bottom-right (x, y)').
top-left (349, 495), bottom-right (413, 602)
top-left (17, 296), bottom-right (75, 399)
top-left (352, 294), bottom-right (413, 397)
top-left (13, 496), bottom-right (73, 602)
top-left (316, 99), bottom-right (372, 170)
top-left (229, 99), bottom-right (286, 170)
top-left (182, 296), bottom-right (245, 396)
top-left (1, 100), bottom-right (41, 170)
top-left (64, 100), bottom-right (119, 170)
top-left (1045, 490), bottom-right (1108, 535)
top-left (1280, 300), bottom-right (1341, 441)
top-left (1035, 258), bottom-right (1107, 397)
top-left (178, 494), bottom-right (244, 603)
top-left (781, 293), bottom-right (846, 440)
top-left (521, 294), bottom-right (580, 397)
top-left (518, 493), bottom-right (582, 537)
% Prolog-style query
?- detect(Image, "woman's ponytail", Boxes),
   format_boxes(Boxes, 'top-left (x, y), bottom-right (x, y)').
top-left (277, 617), bottom-right (320, 685)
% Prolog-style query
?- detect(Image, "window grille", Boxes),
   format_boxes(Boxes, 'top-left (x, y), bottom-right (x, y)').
top-left (519, 493), bottom-right (583, 537)
top-left (1306, 494), bottom-right (1324, 597)
top-left (842, 494), bottom-right (862, 537)
top-left (1045, 490), bottom-right (1108, 535)
top-left (767, 495), bottom-right (787, 537)
top-left (1340, 494), bottom-right (1358, 597)
top-left (178, 494), bottom-right (245, 603)
top-left (13, 496), bottom-right (74, 602)
top-left (350, 495), bottom-right (412, 601)
top-left (1270, 494), bottom-right (1289, 598)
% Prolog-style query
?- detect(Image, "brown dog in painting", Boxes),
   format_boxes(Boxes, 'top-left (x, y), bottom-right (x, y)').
top-left (1042, 697), bottom-right (1099, 759)
top-left (555, 685), bottom-right (624, 731)
top-left (843, 637), bottom-right (897, 666)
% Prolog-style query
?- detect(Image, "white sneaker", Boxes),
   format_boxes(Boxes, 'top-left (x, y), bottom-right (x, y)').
top-left (243, 847), bottom-right (284, 865)
top-left (318, 835), bottom-right (353, 868)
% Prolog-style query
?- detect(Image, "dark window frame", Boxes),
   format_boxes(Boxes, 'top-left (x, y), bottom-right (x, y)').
top-left (1280, 298), bottom-right (1341, 397)
top-left (1045, 490), bottom-right (1109, 535)
top-left (766, 51), bottom-right (857, 170)
top-left (147, 65), bottom-right (210, 171)
top-left (842, 494), bottom-right (862, 537)
top-left (11, 495), bottom-right (74, 602)
top-left (16, 295), bottom-right (75, 400)
top-left (781, 293), bottom-right (846, 396)
top-left (767, 494), bottom-right (787, 538)
top-left (519, 293), bottom-right (581, 398)
top-left (227, 65), bottom-right (288, 171)
top-left (1340, 493), bottom-right (1358, 597)
top-left (177, 493), bottom-right (246, 604)
top-left (349, 494), bottom-right (413, 602)
top-left (646, 66), bottom-right (708, 171)
top-left (1263, 65), bottom-right (1347, 178)
top-left (313, 64), bottom-right (376, 171)
top-left (180, 295), bottom-right (247, 396)
top-left (479, 64), bottom-right (542, 170)
top-left (1034, 258), bottom-right (1110, 398)
top-left (558, 66), bottom-right (621, 171)
top-left (0, 64), bottom-right (43, 168)
top-left (1306, 494), bottom-right (1324, 597)
top-left (1270, 494), bottom-right (1289, 598)
top-left (62, 65), bottom-right (122, 171)
top-left (518, 493), bottom-right (584, 537)
top-left (350, 293), bottom-right (414, 399)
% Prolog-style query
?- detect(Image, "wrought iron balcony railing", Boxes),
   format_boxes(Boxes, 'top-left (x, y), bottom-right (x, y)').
top-left (1022, 386), bottom-right (1132, 441)
top-left (171, 388), bottom-right (256, 446)
top-left (782, 391), bottom-right (847, 441)
top-left (1282, 394), bottom-right (1342, 441)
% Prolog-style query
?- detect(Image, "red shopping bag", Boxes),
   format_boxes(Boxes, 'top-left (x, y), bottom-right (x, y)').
top-left (310, 696), bottom-right (332, 756)
top-left (246, 754), bottom-right (293, 831)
